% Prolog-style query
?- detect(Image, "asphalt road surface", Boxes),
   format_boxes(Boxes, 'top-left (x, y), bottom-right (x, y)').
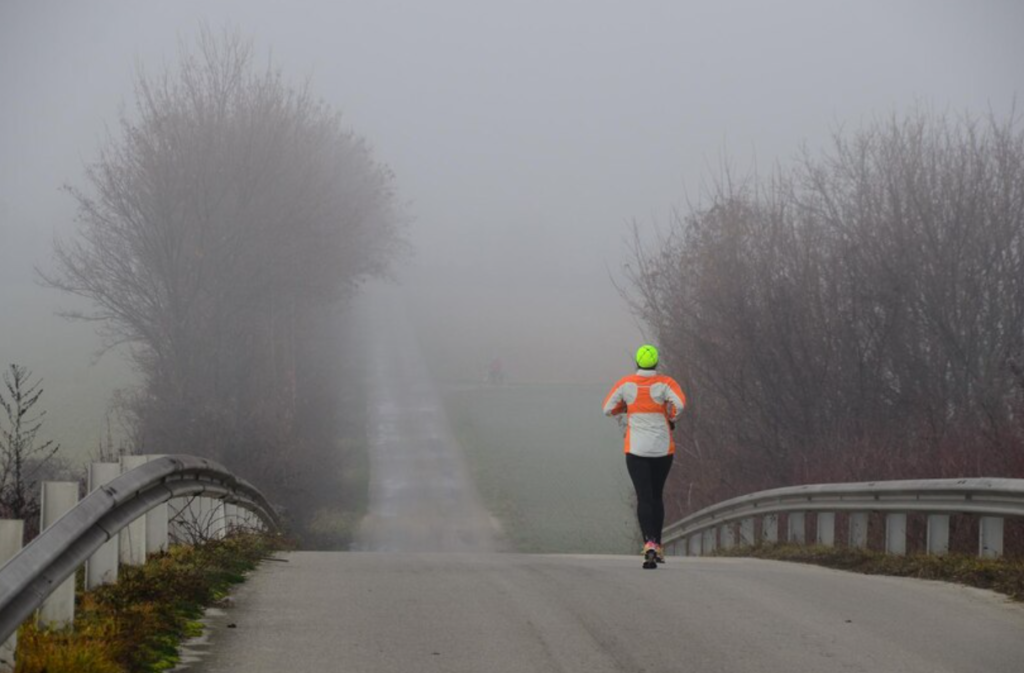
top-left (352, 286), bottom-right (499, 553)
top-left (184, 551), bottom-right (1024, 672)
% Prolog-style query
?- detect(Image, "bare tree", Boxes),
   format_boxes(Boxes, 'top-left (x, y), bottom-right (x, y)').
top-left (0, 364), bottom-right (60, 523)
top-left (627, 109), bottom-right (1024, 519)
top-left (40, 27), bottom-right (402, 538)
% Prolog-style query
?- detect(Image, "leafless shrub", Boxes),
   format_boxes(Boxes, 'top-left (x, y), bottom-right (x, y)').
top-left (626, 109), bottom-right (1024, 519)
top-left (40, 27), bottom-right (401, 534)
top-left (0, 364), bottom-right (61, 532)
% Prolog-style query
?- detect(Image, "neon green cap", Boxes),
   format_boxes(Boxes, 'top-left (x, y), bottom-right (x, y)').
top-left (635, 344), bottom-right (659, 370)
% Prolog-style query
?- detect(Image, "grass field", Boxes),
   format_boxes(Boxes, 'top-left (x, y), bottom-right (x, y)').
top-left (443, 382), bottom-right (638, 554)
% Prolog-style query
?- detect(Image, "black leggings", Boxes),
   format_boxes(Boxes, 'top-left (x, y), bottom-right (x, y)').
top-left (625, 453), bottom-right (674, 544)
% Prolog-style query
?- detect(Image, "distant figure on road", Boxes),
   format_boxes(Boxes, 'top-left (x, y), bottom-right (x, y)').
top-left (602, 344), bottom-right (686, 568)
top-left (487, 356), bottom-right (506, 385)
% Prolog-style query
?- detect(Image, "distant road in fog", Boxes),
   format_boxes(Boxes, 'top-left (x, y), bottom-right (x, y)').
top-left (188, 552), bottom-right (1024, 672)
top-left (352, 285), bottom-right (499, 552)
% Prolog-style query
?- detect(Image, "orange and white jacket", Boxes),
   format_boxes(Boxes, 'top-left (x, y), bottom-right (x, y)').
top-left (602, 370), bottom-right (686, 457)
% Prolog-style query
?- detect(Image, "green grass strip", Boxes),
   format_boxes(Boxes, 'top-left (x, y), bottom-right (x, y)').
top-left (714, 544), bottom-right (1024, 602)
top-left (16, 533), bottom-right (285, 673)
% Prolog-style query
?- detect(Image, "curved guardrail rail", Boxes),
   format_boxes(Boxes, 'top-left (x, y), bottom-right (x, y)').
top-left (662, 477), bottom-right (1024, 557)
top-left (0, 454), bottom-right (280, 641)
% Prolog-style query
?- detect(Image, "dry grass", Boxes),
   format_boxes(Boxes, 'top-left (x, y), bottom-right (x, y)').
top-left (15, 533), bottom-right (283, 673)
top-left (715, 544), bottom-right (1024, 602)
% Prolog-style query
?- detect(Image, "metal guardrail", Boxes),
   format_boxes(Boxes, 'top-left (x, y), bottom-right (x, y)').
top-left (0, 454), bottom-right (280, 642)
top-left (662, 477), bottom-right (1024, 557)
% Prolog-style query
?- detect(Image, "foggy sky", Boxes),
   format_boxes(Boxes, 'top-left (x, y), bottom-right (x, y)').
top-left (2, 0), bottom-right (1022, 455)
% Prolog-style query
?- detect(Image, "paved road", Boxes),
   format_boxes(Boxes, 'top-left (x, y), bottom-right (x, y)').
top-left (352, 286), bottom-right (498, 552)
top-left (185, 551), bottom-right (1024, 672)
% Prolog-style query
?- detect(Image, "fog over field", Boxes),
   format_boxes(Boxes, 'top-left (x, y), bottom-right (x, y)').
top-left (1, 0), bottom-right (1022, 460)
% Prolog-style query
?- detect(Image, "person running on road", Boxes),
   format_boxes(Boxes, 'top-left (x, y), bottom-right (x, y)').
top-left (602, 344), bottom-right (686, 567)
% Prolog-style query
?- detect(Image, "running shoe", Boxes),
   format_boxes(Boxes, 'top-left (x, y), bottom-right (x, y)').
top-left (655, 544), bottom-right (666, 564)
top-left (642, 540), bottom-right (658, 569)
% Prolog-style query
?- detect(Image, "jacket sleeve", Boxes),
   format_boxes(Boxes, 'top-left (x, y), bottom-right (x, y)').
top-left (602, 381), bottom-right (627, 416)
top-left (664, 379), bottom-right (686, 420)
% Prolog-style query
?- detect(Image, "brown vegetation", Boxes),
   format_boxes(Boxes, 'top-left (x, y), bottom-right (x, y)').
top-left (715, 543), bottom-right (1024, 603)
top-left (15, 533), bottom-right (280, 673)
top-left (626, 110), bottom-right (1024, 520)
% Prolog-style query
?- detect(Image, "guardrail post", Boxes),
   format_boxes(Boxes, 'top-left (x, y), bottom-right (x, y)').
top-left (885, 513), bottom-right (907, 555)
top-left (120, 456), bottom-right (149, 565)
top-left (688, 533), bottom-right (701, 556)
top-left (787, 512), bottom-right (806, 544)
top-left (86, 462), bottom-right (121, 588)
top-left (119, 454), bottom-right (169, 556)
top-left (211, 499), bottom-right (226, 539)
top-left (224, 503), bottom-right (238, 534)
top-left (739, 518), bottom-right (754, 546)
top-left (702, 528), bottom-right (717, 554)
top-left (39, 482), bottom-right (79, 628)
top-left (926, 514), bottom-right (949, 555)
top-left (816, 512), bottom-right (835, 547)
top-left (168, 495), bottom-right (195, 543)
top-left (720, 524), bottom-right (736, 549)
top-left (0, 520), bottom-right (24, 672)
top-left (849, 512), bottom-right (868, 549)
top-left (762, 514), bottom-right (778, 544)
top-left (141, 455), bottom-right (169, 555)
top-left (169, 495), bottom-right (225, 542)
top-left (198, 497), bottom-right (215, 539)
top-left (979, 516), bottom-right (1004, 558)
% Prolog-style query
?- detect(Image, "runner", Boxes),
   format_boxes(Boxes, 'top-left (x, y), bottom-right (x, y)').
top-left (602, 345), bottom-right (686, 568)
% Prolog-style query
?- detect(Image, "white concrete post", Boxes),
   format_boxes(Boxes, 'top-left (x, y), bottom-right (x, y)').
top-left (688, 533), bottom-right (701, 556)
top-left (702, 527), bottom-right (717, 554)
top-left (787, 512), bottom-right (806, 544)
top-left (979, 516), bottom-right (1004, 558)
top-left (119, 456), bottom-right (148, 565)
top-left (720, 523), bottom-right (736, 550)
top-left (188, 497), bottom-right (224, 540)
top-left (849, 512), bottom-right (868, 549)
top-left (885, 513), bottom-right (907, 555)
top-left (202, 498), bottom-right (227, 539)
top-left (762, 514), bottom-right (778, 544)
top-left (224, 503), bottom-right (238, 534)
top-left (168, 496), bottom-right (194, 544)
top-left (86, 462), bottom-right (121, 589)
top-left (926, 514), bottom-right (950, 556)
top-left (195, 497), bottom-right (213, 539)
top-left (142, 455), bottom-right (168, 555)
top-left (739, 518), bottom-right (755, 546)
top-left (215, 500), bottom-right (227, 538)
top-left (0, 520), bottom-right (24, 671)
top-left (39, 482), bottom-right (79, 628)
top-left (816, 512), bottom-right (835, 547)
